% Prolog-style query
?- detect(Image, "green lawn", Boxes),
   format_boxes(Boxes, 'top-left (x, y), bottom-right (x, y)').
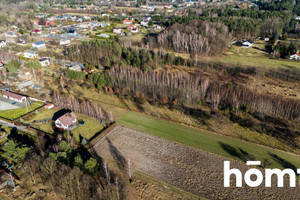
top-left (119, 112), bottom-right (300, 169)
top-left (28, 108), bottom-right (104, 140)
top-left (0, 101), bottom-right (44, 120)
top-left (72, 113), bottom-right (104, 140)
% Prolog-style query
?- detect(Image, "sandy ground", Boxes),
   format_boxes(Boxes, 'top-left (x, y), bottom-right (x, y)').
top-left (92, 125), bottom-right (300, 200)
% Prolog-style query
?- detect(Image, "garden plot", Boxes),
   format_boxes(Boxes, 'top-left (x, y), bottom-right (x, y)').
top-left (92, 125), bottom-right (299, 200)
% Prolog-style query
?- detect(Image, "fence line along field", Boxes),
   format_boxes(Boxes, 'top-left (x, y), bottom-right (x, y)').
top-left (91, 125), bottom-right (299, 200)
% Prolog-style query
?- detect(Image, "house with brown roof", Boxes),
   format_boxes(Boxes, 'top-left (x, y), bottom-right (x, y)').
top-left (55, 111), bottom-right (77, 130)
top-left (2, 91), bottom-right (27, 103)
top-left (123, 19), bottom-right (132, 25)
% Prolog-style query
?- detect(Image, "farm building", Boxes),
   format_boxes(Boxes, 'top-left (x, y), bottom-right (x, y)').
top-left (45, 103), bottom-right (54, 109)
top-left (2, 91), bottom-right (27, 102)
top-left (55, 111), bottom-right (77, 129)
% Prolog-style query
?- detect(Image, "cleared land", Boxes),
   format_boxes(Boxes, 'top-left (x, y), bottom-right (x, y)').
top-left (92, 125), bottom-right (299, 200)
top-left (204, 42), bottom-right (300, 69)
top-left (119, 112), bottom-right (300, 169)
top-left (131, 171), bottom-right (203, 200)
top-left (0, 100), bottom-right (44, 119)
top-left (0, 98), bottom-right (24, 111)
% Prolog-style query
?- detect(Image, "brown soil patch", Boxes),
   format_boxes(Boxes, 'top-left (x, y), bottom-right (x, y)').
top-left (92, 125), bottom-right (299, 200)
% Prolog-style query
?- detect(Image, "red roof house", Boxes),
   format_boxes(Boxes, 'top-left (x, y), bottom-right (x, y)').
top-left (3, 91), bottom-right (27, 102)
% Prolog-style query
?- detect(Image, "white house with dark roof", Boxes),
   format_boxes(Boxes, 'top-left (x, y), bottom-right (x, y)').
top-left (55, 112), bottom-right (77, 129)
top-left (32, 41), bottom-right (46, 49)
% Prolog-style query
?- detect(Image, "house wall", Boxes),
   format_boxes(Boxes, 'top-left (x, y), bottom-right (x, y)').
top-left (3, 95), bottom-right (26, 103)
top-left (33, 44), bottom-right (46, 49)
top-left (24, 53), bottom-right (37, 58)
top-left (55, 119), bottom-right (68, 129)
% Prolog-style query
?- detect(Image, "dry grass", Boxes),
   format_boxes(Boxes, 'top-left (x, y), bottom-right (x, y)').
top-left (203, 41), bottom-right (300, 69)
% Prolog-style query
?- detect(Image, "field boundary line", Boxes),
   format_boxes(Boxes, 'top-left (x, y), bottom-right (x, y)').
top-left (86, 123), bottom-right (118, 149)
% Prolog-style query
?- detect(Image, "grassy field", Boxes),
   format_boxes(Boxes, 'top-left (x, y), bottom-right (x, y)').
top-left (72, 113), bottom-right (104, 140)
top-left (67, 85), bottom-right (299, 153)
top-left (119, 112), bottom-right (300, 170)
top-left (119, 33), bottom-right (146, 43)
top-left (0, 101), bottom-right (44, 120)
top-left (203, 41), bottom-right (300, 69)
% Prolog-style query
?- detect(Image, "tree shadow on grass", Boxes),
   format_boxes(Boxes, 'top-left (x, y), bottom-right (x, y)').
top-left (219, 142), bottom-right (256, 162)
top-left (268, 153), bottom-right (297, 173)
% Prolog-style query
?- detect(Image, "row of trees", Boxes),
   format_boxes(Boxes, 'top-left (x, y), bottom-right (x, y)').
top-left (166, 15), bottom-right (286, 38)
top-left (106, 66), bottom-right (300, 121)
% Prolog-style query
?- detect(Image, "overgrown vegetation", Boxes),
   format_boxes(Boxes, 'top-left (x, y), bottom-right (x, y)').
top-left (156, 20), bottom-right (232, 55)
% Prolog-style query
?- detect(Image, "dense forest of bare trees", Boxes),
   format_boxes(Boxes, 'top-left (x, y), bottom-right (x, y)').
top-left (156, 20), bottom-right (232, 56)
top-left (108, 66), bottom-right (300, 121)
top-left (21, 157), bottom-right (102, 200)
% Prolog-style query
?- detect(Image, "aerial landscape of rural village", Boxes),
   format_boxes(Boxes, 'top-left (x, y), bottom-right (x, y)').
top-left (0, 0), bottom-right (299, 199)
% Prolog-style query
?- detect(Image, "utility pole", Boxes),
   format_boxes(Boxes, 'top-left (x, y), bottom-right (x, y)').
top-left (25, 98), bottom-right (33, 114)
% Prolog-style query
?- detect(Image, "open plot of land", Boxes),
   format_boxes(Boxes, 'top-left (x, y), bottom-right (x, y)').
top-left (0, 100), bottom-right (44, 119)
top-left (66, 84), bottom-right (299, 153)
top-left (92, 125), bottom-right (299, 200)
top-left (205, 42), bottom-right (300, 70)
top-left (0, 97), bottom-right (25, 111)
top-left (131, 171), bottom-right (203, 200)
top-left (119, 112), bottom-right (300, 170)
